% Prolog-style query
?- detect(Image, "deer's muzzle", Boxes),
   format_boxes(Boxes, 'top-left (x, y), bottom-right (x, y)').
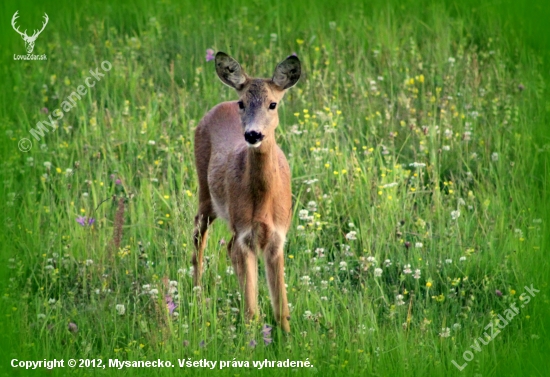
top-left (244, 130), bottom-right (264, 147)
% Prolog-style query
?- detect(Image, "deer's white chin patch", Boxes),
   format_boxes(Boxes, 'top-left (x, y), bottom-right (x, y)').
top-left (247, 141), bottom-right (262, 148)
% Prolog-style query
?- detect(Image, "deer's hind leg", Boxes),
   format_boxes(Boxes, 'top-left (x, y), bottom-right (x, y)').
top-left (192, 191), bottom-right (216, 287)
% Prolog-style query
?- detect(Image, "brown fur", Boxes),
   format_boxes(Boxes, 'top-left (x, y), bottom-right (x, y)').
top-left (192, 52), bottom-right (300, 332)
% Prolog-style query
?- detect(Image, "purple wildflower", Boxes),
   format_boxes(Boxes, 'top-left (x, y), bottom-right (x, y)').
top-left (76, 216), bottom-right (95, 227)
top-left (261, 324), bottom-right (273, 345)
top-left (495, 289), bottom-right (502, 297)
top-left (41, 107), bottom-right (49, 114)
top-left (249, 339), bottom-right (257, 348)
top-left (206, 49), bottom-right (215, 62)
top-left (68, 322), bottom-right (78, 333)
top-left (199, 340), bottom-right (206, 348)
top-left (115, 179), bottom-right (122, 185)
top-left (165, 295), bottom-right (176, 314)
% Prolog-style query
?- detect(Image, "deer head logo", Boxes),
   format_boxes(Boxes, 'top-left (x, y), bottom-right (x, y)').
top-left (11, 11), bottom-right (49, 54)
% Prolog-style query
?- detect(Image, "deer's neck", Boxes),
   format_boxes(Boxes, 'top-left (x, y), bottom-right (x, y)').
top-left (245, 136), bottom-right (280, 199)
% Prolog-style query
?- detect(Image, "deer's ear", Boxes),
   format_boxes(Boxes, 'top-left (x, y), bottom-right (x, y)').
top-left (215, 52), bottom-right (248, 91)
top-left (272, 55), bottom-right (301, 90)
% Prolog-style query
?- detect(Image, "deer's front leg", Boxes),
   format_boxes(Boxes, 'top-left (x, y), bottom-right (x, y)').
top-left (263, 232), bottom-right (290, 332)
top-left (229, 233), bottom-right (258, 322)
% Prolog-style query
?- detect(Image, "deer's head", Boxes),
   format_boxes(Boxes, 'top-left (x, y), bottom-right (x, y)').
top-left (11, 11), bottom-right (49, 54)
top-left (215, 52), bottom-right (301, 148)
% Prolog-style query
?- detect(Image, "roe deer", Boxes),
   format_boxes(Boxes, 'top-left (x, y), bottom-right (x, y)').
top-left (192, 52), bottom-right (301, 332)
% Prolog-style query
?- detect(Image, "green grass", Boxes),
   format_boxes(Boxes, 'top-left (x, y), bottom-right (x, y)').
top-left (0, 0), bottom-right (549, 376)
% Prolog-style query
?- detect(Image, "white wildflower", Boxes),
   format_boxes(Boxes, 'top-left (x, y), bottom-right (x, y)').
top-left (307, 201), bottom-right (318, 212)
top-left (396, 294), bottom-right (405, 306)
top-left (491, 152), bottom-right (499, 161)
top-left (304, 179), bottom-right (318, 185)
top-left (415, 242), bottom-right (423, 248)
top-left (374, 268), bottom-right (383, 277)
top-left (116, 304), bottom-right (126, 315)
top-left (451, 210), bottom-right (460, 220)
top-left (439, 327), bottom-right (451, 337)
top-left (298, 209), bottom-right (310, 220)
top-left (345, 231), bottom-right (357, 240)
top-left (413, 269), bottom-right (421, 279)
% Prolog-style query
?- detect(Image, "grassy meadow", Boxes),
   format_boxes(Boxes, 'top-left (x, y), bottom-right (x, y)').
top-left (0, 0), bottom-right (549, 376)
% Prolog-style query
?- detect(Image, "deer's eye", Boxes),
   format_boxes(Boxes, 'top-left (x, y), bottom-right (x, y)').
top-left (269, 102), bottom-right (277, 110)
top-left (238, 101), bottom-right (245, 110)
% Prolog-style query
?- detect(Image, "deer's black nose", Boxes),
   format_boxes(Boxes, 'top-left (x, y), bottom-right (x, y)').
top-left (244, 130), bottom-right (264, 145)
